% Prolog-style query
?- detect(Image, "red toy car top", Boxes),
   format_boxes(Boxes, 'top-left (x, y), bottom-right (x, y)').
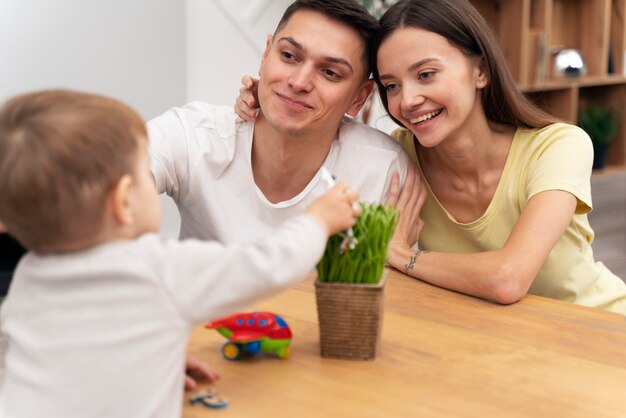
top-left (206, 312), bottom-right (292, 360)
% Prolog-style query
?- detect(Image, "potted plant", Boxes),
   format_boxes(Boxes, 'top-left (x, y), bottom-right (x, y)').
top-left (315, 202), bottom-right (397, 360)
top-left (578, 104), bottom-right (621, 170)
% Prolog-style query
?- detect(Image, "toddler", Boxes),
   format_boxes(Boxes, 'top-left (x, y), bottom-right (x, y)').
top-left (0, 90), bottom-right (359, 418)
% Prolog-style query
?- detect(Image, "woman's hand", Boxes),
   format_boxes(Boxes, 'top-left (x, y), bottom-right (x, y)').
top-left (234, 76), bottom-right (259, 121)
top-left (388, 165), bottom-right (427, 252)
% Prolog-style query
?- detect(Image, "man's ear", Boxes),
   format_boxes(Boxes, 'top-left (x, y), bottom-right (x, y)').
top-left (261, 34), bottom-right (273, 63)
top-left (108, 175), bottom-right (134, 226)
top-left (259, 34), bottom-right (273, 77)
top-left (346, 79), bottom-right (374, 117)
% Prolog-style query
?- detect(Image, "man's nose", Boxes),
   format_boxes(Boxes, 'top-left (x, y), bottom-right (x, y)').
top-left (288, 64), bottom-right (315, 92)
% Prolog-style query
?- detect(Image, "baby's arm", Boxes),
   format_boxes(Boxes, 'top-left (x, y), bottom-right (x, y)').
top-left (160, 183), bottom-right (359, 324)
top-left (306, 181), bottom-right (359, 236)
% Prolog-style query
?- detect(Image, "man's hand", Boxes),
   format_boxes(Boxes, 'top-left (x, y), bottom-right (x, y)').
top-left (184, 355), bottom-right (220, 391)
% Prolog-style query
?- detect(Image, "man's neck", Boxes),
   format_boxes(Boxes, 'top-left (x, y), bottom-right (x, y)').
top-left (251, 113), bottom-right (337, 203)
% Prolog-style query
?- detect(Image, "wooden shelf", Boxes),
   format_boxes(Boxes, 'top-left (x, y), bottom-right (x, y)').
top-left (521, 74), bottom-right (626, 91)
top-left (471, 0), bottom-right (626, 167)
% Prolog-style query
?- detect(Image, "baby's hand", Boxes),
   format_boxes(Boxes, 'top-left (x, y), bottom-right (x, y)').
top-left (184, 355), bottom-right (219, 391)
top-left (306, 181), bottom-right (360, 236)
top-left (234, 75), bottom-right (259, 121)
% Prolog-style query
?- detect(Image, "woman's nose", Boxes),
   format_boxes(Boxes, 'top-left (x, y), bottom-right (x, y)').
top-left (400, 82), bottom-right (425, 111)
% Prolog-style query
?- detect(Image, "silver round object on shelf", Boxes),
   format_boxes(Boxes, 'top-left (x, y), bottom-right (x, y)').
top-left (553, 48), bottom-right (587, 78)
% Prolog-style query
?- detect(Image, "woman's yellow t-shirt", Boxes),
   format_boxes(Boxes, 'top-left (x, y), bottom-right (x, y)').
top-left (393, 123), bottom-right (626, 315)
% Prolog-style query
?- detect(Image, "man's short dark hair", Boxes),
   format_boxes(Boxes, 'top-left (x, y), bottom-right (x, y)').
top-left (275, 0), bottom-right (378, 78)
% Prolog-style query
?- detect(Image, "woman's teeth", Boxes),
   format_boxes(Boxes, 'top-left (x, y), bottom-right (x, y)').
top-left (410, 109), bottom-right (442, 124)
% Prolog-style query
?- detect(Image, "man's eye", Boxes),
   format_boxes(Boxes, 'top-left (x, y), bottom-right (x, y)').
top-left (323, 69), bottom-right (340, 79)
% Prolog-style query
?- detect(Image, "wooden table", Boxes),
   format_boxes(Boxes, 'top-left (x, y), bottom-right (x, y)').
top-left (184, 269), bottom-right (626, 418)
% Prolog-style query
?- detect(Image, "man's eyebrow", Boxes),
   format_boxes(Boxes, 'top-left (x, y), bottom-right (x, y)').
top-left (277, 36), bottom-right (354, 74)
top-left (277, 36), bottom-right (305, 52)
top-left (379, 58), bottom-right (438, 80)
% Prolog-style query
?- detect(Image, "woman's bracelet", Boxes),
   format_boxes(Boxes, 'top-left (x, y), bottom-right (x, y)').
top-left (404, 250), bottom-right (425, 275)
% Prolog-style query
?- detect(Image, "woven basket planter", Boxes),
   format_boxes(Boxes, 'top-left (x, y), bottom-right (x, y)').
top-left (314, 271), bottom-right (387, 360)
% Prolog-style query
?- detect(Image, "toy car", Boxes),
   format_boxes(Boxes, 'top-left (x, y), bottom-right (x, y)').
top-left (206, 312), bottom-right (292, 360)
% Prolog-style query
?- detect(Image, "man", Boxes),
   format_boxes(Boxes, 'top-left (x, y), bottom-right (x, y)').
top-left (147, 0), bottom-right (409, 244)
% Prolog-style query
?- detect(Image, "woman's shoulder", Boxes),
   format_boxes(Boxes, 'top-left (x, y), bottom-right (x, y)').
top-left (517, 122), bottom-right (591, 152)
top-left (521, 122), bottom-right (589, 140)
top-left (390, 127), bottom-right (413, 143)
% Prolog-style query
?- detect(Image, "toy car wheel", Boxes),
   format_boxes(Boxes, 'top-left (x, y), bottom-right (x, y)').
top-left (277, 346), bottom-right (291, 359)
top-left (222, 342), bottom-right (241, 360)
top-left (244, 341), bottom-right (261, 355)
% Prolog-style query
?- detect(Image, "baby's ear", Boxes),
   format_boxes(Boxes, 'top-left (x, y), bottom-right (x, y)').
top-left (108, 175), bottom-right (134, 226)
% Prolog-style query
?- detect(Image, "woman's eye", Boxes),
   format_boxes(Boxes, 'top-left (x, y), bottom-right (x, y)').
top-left (419, 71), bottom-right (434, 81)
top-left (384, 83), bottom-right (399, 92)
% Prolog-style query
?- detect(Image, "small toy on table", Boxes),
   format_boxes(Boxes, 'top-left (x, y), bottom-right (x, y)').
top-left (189, 388), bottom-right (228, 409)
top-left (206, 312), bottom-right (292, 360)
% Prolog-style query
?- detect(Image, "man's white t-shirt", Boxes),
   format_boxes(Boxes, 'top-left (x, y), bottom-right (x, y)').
top-left (148, 103), bottom-right (409, 242)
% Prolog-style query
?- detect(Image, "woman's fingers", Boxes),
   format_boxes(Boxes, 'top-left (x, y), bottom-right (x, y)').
top-left (396, 165), bottom-right (415, 210)
top-left (388, 172), bottom-right (400, 207)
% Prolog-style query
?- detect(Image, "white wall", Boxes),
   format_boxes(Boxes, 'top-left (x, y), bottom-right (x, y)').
top-left (0, 0), bottom-right (185, 120)
top-left (185, 0), bottom-right (293, 105)
top-left (0, 0), bottom-right (186, 238)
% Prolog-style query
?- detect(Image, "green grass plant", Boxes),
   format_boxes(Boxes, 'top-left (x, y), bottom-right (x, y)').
top-left (578, 104), bottom-right (620, 148)
top-left (316, 203), bottom-right (397, 284)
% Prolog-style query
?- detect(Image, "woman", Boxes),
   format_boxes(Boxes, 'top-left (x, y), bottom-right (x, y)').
top-left (374, 0), bottom-right (626, 314)
top-left (234, 0), bottom-right (626, 315)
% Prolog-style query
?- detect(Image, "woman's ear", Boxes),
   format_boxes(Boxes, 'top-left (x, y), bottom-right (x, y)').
top-left (475, 57), bottom-right (489, 89)
top-left (108, 175), bottom-right (134, 226)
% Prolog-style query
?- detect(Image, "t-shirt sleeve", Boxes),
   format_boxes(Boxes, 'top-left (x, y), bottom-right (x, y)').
top-left (379, 144), bottom-right (410, 203)
top-left (146, 109), bottom-right (189, 202)
top-left (390, 128), bottom-right (417, 162)
top-left (526, 124), bottom-right (593, 214)
top-left (157, 215), bottom-right (327, 324)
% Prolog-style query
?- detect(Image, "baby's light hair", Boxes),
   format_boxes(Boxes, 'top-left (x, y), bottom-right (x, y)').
top-left (0, 89), bottom-right (146, 253)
